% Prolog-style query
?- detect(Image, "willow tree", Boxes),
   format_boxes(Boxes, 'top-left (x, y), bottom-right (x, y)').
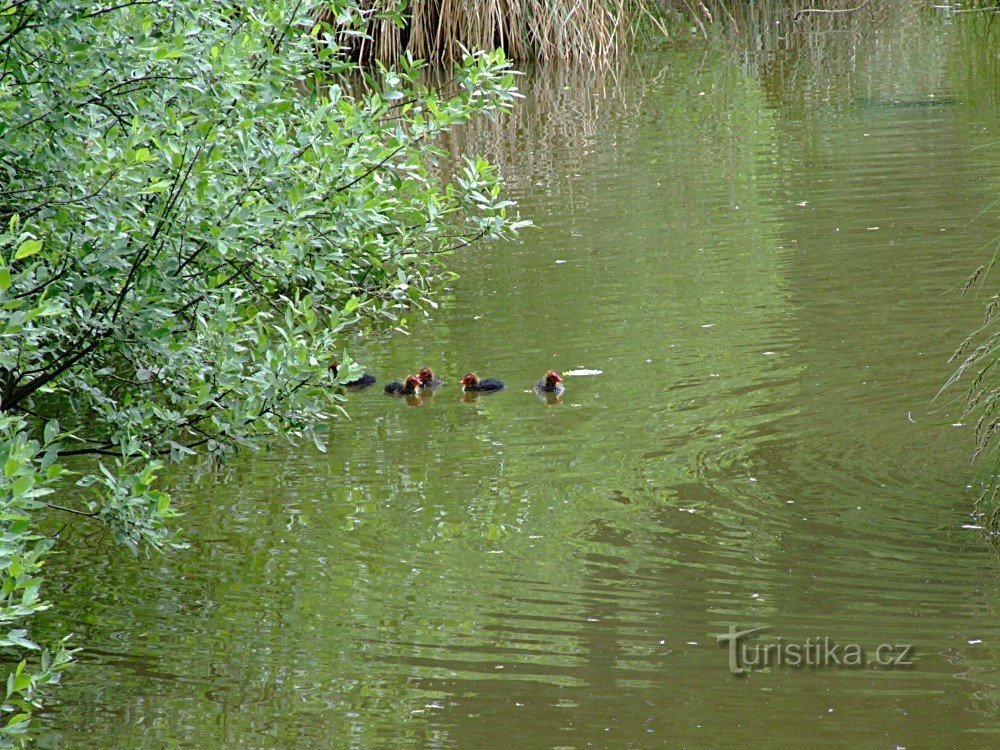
top-left (0, 0), bottom-right (520, 740)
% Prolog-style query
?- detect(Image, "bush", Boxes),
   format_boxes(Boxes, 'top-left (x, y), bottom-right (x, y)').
top-left (0, 0), bottom-right (522, 740)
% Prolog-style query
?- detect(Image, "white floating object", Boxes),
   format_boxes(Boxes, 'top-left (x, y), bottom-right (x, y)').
top-left (555, 259), bottom-right (567, 264)
top-left (797, 201), bottom-right (809, 207)
top-left (701, 323), bottom-right (715, 328)
top-left (968, 639), bottom-right (983, 645)
top-left (564, 369), bottom-right (602, 377)
top-left (962, 524), bottom-right (983, 530)
top-left (763, 351), bottom-right (775, 356)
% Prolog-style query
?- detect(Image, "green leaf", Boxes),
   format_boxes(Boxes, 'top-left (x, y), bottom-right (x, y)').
top-left (43, 419), bottom-right (59, 445)
top-left (5, 630), bottom-right (39, 651)
top-left (9, 475), bottom-right (33, 498)
top-left (13, 239), bottom-right (42, 260)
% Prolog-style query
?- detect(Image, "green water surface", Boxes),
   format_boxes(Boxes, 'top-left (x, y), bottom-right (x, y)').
top-left (38, 10), bottom-right (1000, 750)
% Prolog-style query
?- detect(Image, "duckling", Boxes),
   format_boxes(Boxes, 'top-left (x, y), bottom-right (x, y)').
top-left (534, 370), bottom-right (564, 396)
top-left (384, 375), bottom-right (422, 397)
top-left (460, 372), bottom-right (504, 393)
top-left (330, 361), bottom-right (376, 388)
top-left (417, 367), bottom-right (443, 389)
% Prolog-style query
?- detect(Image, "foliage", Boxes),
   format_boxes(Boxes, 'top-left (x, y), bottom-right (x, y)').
top-left (0, 0), bottom-right (521, 741)
top-left (942, 12), bottom-right (1000, 526)
top-left (947, 250), bottom-right (1000, 524)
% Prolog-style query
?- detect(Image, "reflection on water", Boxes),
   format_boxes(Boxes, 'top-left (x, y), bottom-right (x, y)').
top-left (38, 9), bottom-right (1000, 750)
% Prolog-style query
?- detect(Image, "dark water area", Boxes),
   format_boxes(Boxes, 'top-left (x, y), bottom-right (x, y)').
top-left (38, 9), bottom-right (1000, 749)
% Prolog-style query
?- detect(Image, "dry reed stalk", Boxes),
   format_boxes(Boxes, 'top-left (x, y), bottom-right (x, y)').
top-left (313, 0), bottom-right (638, 64)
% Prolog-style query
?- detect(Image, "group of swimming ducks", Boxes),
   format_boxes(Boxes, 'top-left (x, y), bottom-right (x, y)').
top-left (330, 363), bottom-right (566, 403)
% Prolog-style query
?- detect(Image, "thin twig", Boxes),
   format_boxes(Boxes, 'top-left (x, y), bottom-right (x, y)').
top-left (795, 0), bottom-right (873, 22)
top-left (44, 502), bottom-right (98, 518)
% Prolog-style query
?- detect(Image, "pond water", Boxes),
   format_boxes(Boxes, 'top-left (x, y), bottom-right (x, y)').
top-left (38, 10), bottom-right (1000, 750)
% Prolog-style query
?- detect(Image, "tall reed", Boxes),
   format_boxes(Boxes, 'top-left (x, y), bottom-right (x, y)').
top-left (314, 0), bottom-right (648, 63)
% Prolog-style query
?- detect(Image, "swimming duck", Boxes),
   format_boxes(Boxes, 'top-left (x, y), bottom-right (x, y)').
top-left (534, 371), bottom-right (564, 395)
top-left (460, 372), bottom-right (504, 393)
top-left (385, 375), bottom-right (421, 396)
top-left (417, 368), bottom-right (443, 389)
top-left (330, 361), bottom-right (376, 388)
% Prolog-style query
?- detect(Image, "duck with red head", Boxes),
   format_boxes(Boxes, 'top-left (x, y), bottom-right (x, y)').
top-left (385, 375), bottom-right (422, 397)
top-left (534, 370), bottom-right (564, 395)
top-left (460, 372), bottom-right (504, 393)
top-left (330, 360), bottom-right (376, 388)
top-left (417, 367), bottom-right (442, 389)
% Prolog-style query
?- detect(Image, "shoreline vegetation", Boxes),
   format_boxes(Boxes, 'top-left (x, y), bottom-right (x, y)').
top-left (312, 0), bottom-right (898, 66)
top-left (314, 0), bottom-right (649, 63)
top-left (943, 4), bottom-right (1000, 530)
top-left (0, 1), bottom-right (523, 741)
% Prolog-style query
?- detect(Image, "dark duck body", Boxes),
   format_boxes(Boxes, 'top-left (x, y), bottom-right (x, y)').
top-left (330, 361), bottom-right (376, 388)
top-left (418, 368), bottom-right (443, 389)
top-left (345, 372), bottom-right (376, 387)
top-left (461, 373), bottom-right (504, 392)
top-left (534, 371), bottom-right (564, 395)
top-left (385, 375), bottom-right (421, 396)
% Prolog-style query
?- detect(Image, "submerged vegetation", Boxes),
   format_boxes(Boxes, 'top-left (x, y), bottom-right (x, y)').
top-left (0, 0), bottom-right (522, 740)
